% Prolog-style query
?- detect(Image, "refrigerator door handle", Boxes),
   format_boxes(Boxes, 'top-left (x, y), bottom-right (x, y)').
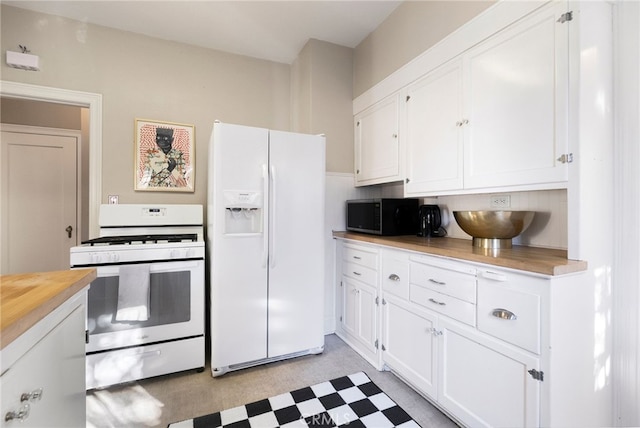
top-left (269, 164), bottom-right (276, 269)
top-left (262, 164), bottom-right (269, 268)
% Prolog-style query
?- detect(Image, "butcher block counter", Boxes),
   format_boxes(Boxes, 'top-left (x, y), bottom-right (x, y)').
top-left (333, 231), bottom-right (587, 276)
top-left (1, 268), bottom-right (96, 350)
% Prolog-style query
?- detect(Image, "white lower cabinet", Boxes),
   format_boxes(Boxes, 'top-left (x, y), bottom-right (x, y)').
top-left (342, 276), bottom-right (378, 355)
top-left (381, 294), bottom-right (438, 398)
top-left (1, 304), bottom-right (86, 427)
top-left (337, 239), bottom-right (546, 427)
top-left (438, 318), bottom-right (540, 428)
top-left (336, 241), bottom-right (381, 367)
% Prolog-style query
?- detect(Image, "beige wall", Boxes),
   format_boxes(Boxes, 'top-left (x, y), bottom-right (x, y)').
top-left (353, 1), bottom-right (494, 97)
top-left (1, 4), bottom-right (291, 208)
top-left (292, 39), bottom-right (354, 173)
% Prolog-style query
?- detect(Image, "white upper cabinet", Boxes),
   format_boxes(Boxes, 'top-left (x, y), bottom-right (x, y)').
top-left (463, 2), bottom-right (570, 190)
top-left (355, 1), bottom-right (572, 195)
top-left (405, 59), bottom-right (464, 196)
top-left (354, 94), bottom-right (402, 186)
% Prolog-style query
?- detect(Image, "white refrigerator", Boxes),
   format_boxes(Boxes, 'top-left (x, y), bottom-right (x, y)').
top-left (208, 121), bottom-right (326, 376)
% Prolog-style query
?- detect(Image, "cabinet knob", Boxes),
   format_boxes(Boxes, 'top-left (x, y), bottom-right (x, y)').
top-left (5, 404), bottom-right (30, 422)
top-left (388, 274), bottom-right (400, 281)
top-left (492, 308), bottom-right (517, 320)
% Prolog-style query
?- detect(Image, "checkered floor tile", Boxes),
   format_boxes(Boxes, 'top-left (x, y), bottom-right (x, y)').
top-left (168, 372), bottom-right (421, 427)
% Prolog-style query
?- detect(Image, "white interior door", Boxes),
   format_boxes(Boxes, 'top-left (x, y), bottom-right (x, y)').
top-left (1, 126), bottom-right (79, 274)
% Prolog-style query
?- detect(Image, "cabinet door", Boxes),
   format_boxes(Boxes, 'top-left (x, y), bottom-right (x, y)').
top-left (356, 282), bottom-right (378, 353)
top-left (342, 277), bottom-right (359, 338)
top-left (463, 2), bottom-right (569, 189)
top-left (382, 295), bottom-right (438, 399)
top-left (342, 276), bottom-right (378, 354)
top-left (438, 318), bottom-right (540, 428)
top-left (355, 94), bottom-right (401, 186)
top-left (405, 59), bottom-right (464, 196)
top-left (1, 306), bottom-right (86, 428)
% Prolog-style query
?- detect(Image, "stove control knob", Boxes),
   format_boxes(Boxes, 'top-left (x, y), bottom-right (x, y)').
top-left (91, 253), bottom-right (102, 264)
top-left (170, 249), bottom-right (179, 259)
top-left (109, 252), bottom-right (119, 262)
top-left (185, 248), bottom-right (194, 258)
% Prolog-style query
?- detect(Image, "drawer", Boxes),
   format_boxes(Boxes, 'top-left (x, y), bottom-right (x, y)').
top-left (410, 284), bottom-right (476, 326)
top-left (343, 261), bottom-right (377, 286)
top-left (477, 281), bottom-right (540, 354)
top-left (410, 262), bottom-right (476, 304)
top-left (381, 251), bottom-right (409, 300)
top-left (343, 244), bottom-right (378, 269)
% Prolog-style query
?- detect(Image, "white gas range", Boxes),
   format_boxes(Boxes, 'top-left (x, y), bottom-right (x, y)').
top-left (70, 204), bottom-right (205, 389)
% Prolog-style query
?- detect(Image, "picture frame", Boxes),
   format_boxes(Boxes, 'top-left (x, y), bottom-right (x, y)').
top-left (134, 119), bottom-right (195, 192)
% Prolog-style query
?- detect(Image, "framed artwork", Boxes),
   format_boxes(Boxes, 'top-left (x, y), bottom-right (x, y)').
top-left (134, 119), bottom-right (195, 192)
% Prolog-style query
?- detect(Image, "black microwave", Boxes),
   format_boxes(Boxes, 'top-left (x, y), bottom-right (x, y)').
top-left (346, 198), bottom-right (419, 236)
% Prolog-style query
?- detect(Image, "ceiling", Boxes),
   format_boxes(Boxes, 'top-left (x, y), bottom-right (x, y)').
top-left (4, 1), bottom-right (402, 64)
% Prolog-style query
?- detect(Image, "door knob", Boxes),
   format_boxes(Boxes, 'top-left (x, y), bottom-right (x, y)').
top-left (65, 225), bottom-right (73, 238)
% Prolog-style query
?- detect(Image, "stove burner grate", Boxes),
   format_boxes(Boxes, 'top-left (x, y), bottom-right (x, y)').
top-left (82, 233), bottom-right (198, 246)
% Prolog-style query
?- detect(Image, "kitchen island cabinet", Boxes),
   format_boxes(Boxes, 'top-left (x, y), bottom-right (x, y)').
top-left (0, 269), bottom-right (94, 427)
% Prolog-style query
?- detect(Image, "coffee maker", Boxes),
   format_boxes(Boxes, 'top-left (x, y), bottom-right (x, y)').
top-left (418, 205), bottom-right (446, 237)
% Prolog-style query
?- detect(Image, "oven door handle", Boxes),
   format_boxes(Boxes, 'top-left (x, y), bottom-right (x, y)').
top-left (262, 164), bottom-right (269, 268)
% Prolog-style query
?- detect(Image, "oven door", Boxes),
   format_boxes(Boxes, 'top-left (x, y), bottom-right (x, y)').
top-left (85, 259), bottom-right (204, 354)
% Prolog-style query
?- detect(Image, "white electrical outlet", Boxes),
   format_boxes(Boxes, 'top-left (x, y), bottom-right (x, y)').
top-left (490, 194), bottom-right (511, 208)
top-left (108, 195), bottom-right (119, 205)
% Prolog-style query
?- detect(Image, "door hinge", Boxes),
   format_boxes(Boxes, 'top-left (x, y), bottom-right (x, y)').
top-left (356, 121), bottom-right (360, 127)
top-left (340, 281), bottom-right (343, 287)
top-left (528, 369), bottom-right (544, 382)
top-left (557, 11), bottom-right (573, 24)
top-left (85, 329), bottom-right (89, 344)
top-left (382, 298), bottom-right (387, 305)
top-left (406, 95), bottom-right (411, 102)
top-left (339, 315), bottom-right (343, 322)
top-left (557, 153), bottom-right (574, 164)
top-left (381, 344), bottom-right (386, 351)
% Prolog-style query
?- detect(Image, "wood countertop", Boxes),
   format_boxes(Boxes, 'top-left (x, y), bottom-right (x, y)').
top-left (333, 231), bottom-right (587, 276)
top-left (0, 269), bottom-right (96, 350)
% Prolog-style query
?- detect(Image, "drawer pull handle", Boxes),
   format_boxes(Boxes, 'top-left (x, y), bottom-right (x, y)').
top-left (428, 278), bottom-right (446, 286)
top-left (5, 404), bottom-right (30, 422)
top-left (492, 308), bottom-right (517, 320)
top-left (483, 271), bottom-right (507, 282)
top-left (428, 298), bottom-right (446, 306)
top-left (353, 256), bottom-right (362, 260)
top-left (388, 274), bottom-right (400, 281)
top-left (20, 388), bottom-right (43, 403)
top-left (353, 271), bottom-right (361, 276)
